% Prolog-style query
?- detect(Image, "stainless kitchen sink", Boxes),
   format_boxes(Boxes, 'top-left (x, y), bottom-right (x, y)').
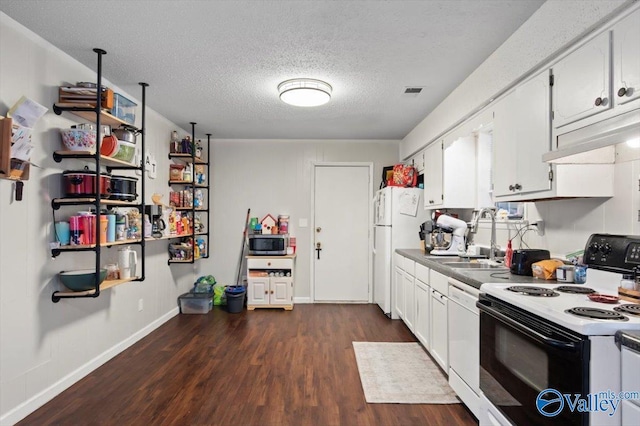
top-left (440, 262), bottom-right (507, 269)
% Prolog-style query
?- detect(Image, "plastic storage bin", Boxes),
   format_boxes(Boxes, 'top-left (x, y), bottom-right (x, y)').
top-left (111, 93), bottom-right (137, 125)
top-left (178, 292), bottom-right (212, 314)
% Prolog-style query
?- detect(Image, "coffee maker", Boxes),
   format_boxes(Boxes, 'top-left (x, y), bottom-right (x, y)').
top-left (145, 205), bottom-right (166, 238)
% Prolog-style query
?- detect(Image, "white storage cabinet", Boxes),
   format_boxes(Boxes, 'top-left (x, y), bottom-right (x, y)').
top-left (414, 263), bottom-right (431, 350)
top-left (424, 136), bottom-right (476, 209)
top-left (429, 269), bottom-right (449, 373)
top-left (493, 70), bottom-right (551, 198)
top-left (246, 255), bottom-right (295, 310)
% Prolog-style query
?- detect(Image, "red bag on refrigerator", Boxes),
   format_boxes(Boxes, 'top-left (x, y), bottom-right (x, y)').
top-left (390, 164), bottom-right (418, 187)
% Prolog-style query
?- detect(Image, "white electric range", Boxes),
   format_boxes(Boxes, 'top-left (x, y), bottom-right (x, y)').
top-left (477, 234), bottom-right (640, 426)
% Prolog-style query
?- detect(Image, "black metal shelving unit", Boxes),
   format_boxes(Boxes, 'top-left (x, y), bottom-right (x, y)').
top-left (167, 123), bottom-right (210, 265)
top-left (50, 48), bottom-right (147, 302)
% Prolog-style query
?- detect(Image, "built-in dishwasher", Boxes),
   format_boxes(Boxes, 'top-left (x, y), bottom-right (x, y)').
top-left (448, 278), bottom-right (480, 418)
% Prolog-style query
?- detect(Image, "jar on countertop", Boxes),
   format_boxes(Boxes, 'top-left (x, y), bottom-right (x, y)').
top-left (278, 215), bottom-right (289, 234)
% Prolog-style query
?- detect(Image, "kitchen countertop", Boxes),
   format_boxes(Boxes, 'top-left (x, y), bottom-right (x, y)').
top-left (396, 248), bottom-right (557, 290)
top-left (616, 330), bottom-right (640, 354)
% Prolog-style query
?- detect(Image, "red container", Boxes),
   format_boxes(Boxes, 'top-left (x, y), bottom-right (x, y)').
top-left (62, 171), bottom-right (111, 198)
top-left (81, 214), bottom-right (96, 245)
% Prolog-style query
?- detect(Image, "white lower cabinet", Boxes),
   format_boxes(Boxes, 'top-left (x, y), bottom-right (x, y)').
top-left (414, 279), bottom-right (430, 350)
top-left (402, 270), bottom-right (415, 332)
top-left (430, 286), bottom-right (448, 373)
top-left (246, 255), bottom-right (295, 310)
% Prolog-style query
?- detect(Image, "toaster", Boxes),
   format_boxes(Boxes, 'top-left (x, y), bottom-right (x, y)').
top-left (510, 249), bottom-right (551, 276)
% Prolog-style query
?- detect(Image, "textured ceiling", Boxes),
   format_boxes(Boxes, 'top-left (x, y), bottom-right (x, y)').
top-left (0, 0), bottom-right (545, 140)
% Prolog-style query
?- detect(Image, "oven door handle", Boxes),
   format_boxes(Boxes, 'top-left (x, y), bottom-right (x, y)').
top-left (479, 303), bottom-right (581, 351)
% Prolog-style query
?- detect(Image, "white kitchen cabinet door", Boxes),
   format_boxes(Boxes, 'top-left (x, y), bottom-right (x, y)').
top-left (493, 70), bottom-right (551, 198)
top-left (271, 277), bottom-right (292, 305)
top-left (247, 278), bottom-right (269, 306)
top-left (442, 135), bottom-right (476, 208)
top-left (394, 266), bottom-right (404, 319)
top-left (430, 288), bottom-right (448, 373)
top-left (408, 150), bottom-right (425, 174)
top-left (613, 8), bottom-right (640, 107)
top-left (403, 270), bottom-right (415, 332)
top-left (415, 279), bottom-right (430, 350)
top-left (423, 141), bottom-right (443, 208)
top-left (553, 31), bottom-right (611, 128)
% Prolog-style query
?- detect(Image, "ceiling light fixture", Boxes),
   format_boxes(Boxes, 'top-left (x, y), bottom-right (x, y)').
top-left (278, 78), bottom-right (332, 107)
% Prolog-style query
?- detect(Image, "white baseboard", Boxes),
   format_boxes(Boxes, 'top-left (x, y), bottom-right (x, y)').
top-left (293, 297), bottom-right (311, 304)
top-left (0, 307), bottom-right (179, 426)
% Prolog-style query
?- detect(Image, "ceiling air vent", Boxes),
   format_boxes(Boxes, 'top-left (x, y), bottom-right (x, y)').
top-left (404, 87), bottom-right (423, 94)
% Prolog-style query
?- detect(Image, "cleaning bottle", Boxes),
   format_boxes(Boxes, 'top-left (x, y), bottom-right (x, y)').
top-left (505, 240), bottom-right (513, 268)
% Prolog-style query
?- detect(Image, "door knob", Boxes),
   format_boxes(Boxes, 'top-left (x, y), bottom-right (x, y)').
top-left (316, 227), bottom-right (322, 233)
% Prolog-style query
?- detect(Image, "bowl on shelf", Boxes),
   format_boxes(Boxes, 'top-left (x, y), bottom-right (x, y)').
top-left (59, 269), bottom-right (107, 291)
top-left (112, 140), bottom-right (136, 163)
top-left (60, 128), bottom-right (97, 152)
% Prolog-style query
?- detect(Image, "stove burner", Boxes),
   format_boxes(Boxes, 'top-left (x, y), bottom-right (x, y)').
top-left (506, 286), bottom-right (559, 297)
top-left (613, 304), bottom-right (640, 317)
top-left (565, 307), bottom-right (629, 321)
top-left (555, 286), bottom-right (596, 294)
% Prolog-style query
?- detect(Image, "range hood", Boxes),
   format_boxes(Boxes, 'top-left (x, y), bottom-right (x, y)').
top-left (542, 108), bottom-right (640, 163)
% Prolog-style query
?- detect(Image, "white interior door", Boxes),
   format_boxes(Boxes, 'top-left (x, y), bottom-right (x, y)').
top-left (313, 164), bottom-right (371, 302)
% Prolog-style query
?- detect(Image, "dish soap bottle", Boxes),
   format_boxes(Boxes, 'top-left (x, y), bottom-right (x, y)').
top-left (504, 240), bottom-right (513, 268)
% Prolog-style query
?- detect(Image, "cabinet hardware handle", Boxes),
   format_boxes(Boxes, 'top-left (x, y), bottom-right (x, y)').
top-left (618, 87), bottom-right (627, 97)
top-left (514, 183), bottom-right (522, 190)
top-left (265, 290), bottom-right (269, 294)
top-left (267, 262), bottom-right (271, 266)
top-left (594, 97), bottom-right (607, 106)
top-left (270, 290), bottom-right (274, 294)
top-left (508, 184), bottom-right (514, 191)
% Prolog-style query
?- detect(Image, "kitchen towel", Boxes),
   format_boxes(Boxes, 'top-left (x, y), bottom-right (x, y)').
top-left (352, 342), bottom-right (460, 404)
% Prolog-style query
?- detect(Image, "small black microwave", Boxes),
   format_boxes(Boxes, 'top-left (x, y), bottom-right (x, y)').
top-left (248, 234), bottom-right (289, 255)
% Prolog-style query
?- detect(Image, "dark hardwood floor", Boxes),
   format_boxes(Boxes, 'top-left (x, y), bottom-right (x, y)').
top-left (19, 304), bottom-right (477, 426)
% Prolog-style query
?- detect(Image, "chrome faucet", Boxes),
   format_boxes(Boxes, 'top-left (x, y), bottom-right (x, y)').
top-left (472, 208), bottom-right (497, 261)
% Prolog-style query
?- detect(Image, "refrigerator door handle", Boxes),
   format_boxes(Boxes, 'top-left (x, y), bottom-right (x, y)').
top-left (372, 227), bottom-right (377, 255)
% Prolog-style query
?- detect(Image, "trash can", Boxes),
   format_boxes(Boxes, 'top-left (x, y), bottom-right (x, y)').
top-left (225, 286), bottom-right (246, 313)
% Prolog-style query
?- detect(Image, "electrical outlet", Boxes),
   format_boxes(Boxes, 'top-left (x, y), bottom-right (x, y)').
top-left (534, 220), bottom-right (545, 236)
top-left (138, 298), bottom-right (144, 312)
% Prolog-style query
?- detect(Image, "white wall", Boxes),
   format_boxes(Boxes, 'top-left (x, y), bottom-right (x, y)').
top-left (0, 14), bottom-right (200, 424)
top-left (401, 0), bottom-right (631, 159)
top-left (205, 139), bottom-right (399, 299)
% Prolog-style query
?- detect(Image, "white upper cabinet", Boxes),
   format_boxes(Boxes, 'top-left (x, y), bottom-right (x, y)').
top-left (552, 7), bottom-right (640, 134)
top-left (424, 136), bottom-right (476, 209)
top-left (407, 150), bottom-right (425, 174)
top-left (493, 70), bottom-right (551, 198)
top-left (423, 141), bottom-right (443, 207)
top-left (552, 31), bottom-right (611, 129)
top-left (613, 8), bottom-right (640, 107)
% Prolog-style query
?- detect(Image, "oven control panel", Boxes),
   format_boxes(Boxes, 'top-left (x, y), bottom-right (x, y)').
top-left (585, 234), bottom-right (640, 273)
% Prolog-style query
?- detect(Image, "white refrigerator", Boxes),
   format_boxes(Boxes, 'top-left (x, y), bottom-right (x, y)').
top-left (373, 186), bottom-right (427, 318)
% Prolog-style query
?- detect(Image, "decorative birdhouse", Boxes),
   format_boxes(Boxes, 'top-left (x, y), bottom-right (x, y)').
top-left (260, 214), bottom-right (277, 235)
